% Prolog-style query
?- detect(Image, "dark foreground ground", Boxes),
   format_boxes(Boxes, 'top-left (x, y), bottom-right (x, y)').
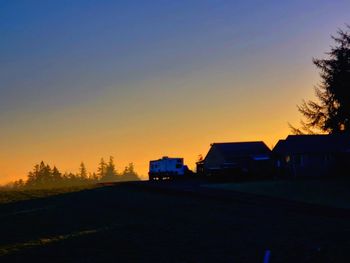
top-left (0, 181), bottom-right (350, 262)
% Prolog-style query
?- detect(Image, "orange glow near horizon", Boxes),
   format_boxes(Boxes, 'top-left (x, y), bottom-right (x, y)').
top-left (2, 1), bottom-right (348, 185)
top-left (0, 67), bottom-right (317, 185)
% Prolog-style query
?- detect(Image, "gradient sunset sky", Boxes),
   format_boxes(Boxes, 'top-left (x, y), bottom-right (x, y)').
top-left (1, 0), bottom-right (350, 183)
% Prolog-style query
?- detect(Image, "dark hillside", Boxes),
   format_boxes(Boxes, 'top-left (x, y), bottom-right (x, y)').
top-left (0, 182), bottom-right (349, 262)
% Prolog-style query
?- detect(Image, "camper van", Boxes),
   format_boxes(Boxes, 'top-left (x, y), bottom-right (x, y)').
top-left (149, 156), bottom-right (189, 180)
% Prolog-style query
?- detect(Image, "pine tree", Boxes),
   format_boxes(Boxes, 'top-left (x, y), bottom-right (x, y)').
top-left (43, 163), bottom-right (53, 185)
top-left (97, 158), bottom-right (107, 180)
top-left (121, 163), bottom-right (140, 181)
top-left (13, 179), bottom-right (25, 189)
top-left (26, 164), bottom-right (40, 187)
top-left (52, 166), bottom-right (62, 184)
top-left (103, 156), bottom-right (118, 181)
top-left (26, 161), bottom-right (53, 188)
top-left (79, 162), bottom-right (88, 180)
top-left (89, 172), bottom-right (99, 182)
top-left (291, 26), bottom-right (350, 134)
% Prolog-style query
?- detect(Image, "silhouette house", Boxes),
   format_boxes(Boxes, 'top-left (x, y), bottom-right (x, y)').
top-left (273, 135), bottom-right (350, 177)
top-left (197, 141), bottom-right (272, 178)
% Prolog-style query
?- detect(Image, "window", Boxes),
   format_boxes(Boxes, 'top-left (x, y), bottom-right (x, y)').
top-left (176, 164), bottom-right (182, 169)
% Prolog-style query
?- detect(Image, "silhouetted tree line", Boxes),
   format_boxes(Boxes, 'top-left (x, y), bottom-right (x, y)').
top-left (11, 156), bottom-right (140, 189)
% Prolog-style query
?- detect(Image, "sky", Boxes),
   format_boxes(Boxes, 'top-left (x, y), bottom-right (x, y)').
top-left (1, 0), bottom-right (350, 183)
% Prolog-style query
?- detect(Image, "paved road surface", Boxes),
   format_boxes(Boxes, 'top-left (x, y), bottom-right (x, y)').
top-left (0, 181), bottom-right (349, 262)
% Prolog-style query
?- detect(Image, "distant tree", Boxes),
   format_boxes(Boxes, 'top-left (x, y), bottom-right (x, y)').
top-left (64, 172), bottom-right (78, 185)
top-left (97, 158), bottom-right (107, 179)
top-left (22, 161), bottom-right (97, 189)
top-left (26, 164), bottom-right (40, 187)
top-left (102, 156), bottom-right (118, 182)
top-left (121, 163), bottom-right (140, 181)
top-left (290, 26), bottom-right (350, 134)
top-left (43, 163), bottom-right (53, 185)
top-left (26, 161), bottom-right (53, 188)
top-left (52, 166), bottom-right (62, 184)
top-left (89, 172), bottom-right (99, 182)
top-left (13, 179), bottom-right (25, 189)
top-left (79, 162), bottom-right (88, 180)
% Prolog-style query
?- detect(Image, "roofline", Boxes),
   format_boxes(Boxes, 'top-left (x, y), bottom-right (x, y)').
top-left (210, 141), bottom-right (271, 151)
top-left (211, 140), bottom-right (267, 145)
top-left (150, 157), bottom-right (184, 163)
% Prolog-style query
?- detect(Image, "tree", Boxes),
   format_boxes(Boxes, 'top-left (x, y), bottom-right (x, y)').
top-left (102, 156), bottom-right (118, 181)
top-left (42, 163), bottom-right (53, 185)
top-left (97, 158), bottom-right (107, 179)
top-left (23, 161), bottom-right (98, 188)
top-left (26, 164), bottom-right (40, 187)
top-left (89, 172), bottom-right (99, 181)
top-left (52, 166), bottom-right (62, 183)
top-left (13, 179), bottom-right (25, 189)
top-left (121, 163), bottom-right (140, 181)
top-left (26, 161), bottom-right (53, 188)
top-left (79, 162), bottom-right (88, 180)
top-left (290, 26), bottom-right (350, 134)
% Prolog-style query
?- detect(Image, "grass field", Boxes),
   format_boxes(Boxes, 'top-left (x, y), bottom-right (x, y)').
top-left (205, 177), bottom-right (350, 209)
top-left (0, 185), bottom-right (95, 204)
top-left (0, 182), bottom-right (349, 262)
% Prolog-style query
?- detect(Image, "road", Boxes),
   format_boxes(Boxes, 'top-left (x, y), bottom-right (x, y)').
top-left (0, 181), bottom-right (349, 262)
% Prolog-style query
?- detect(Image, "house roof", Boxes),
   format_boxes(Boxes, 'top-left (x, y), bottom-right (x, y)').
top-left (273, 135), bottom-right (350, 154)
top-left (206, 141), bottom-right (271, 161)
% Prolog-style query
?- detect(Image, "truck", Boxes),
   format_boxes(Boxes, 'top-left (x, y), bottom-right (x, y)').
top-left (148, 156), bottom-right (190, 181)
